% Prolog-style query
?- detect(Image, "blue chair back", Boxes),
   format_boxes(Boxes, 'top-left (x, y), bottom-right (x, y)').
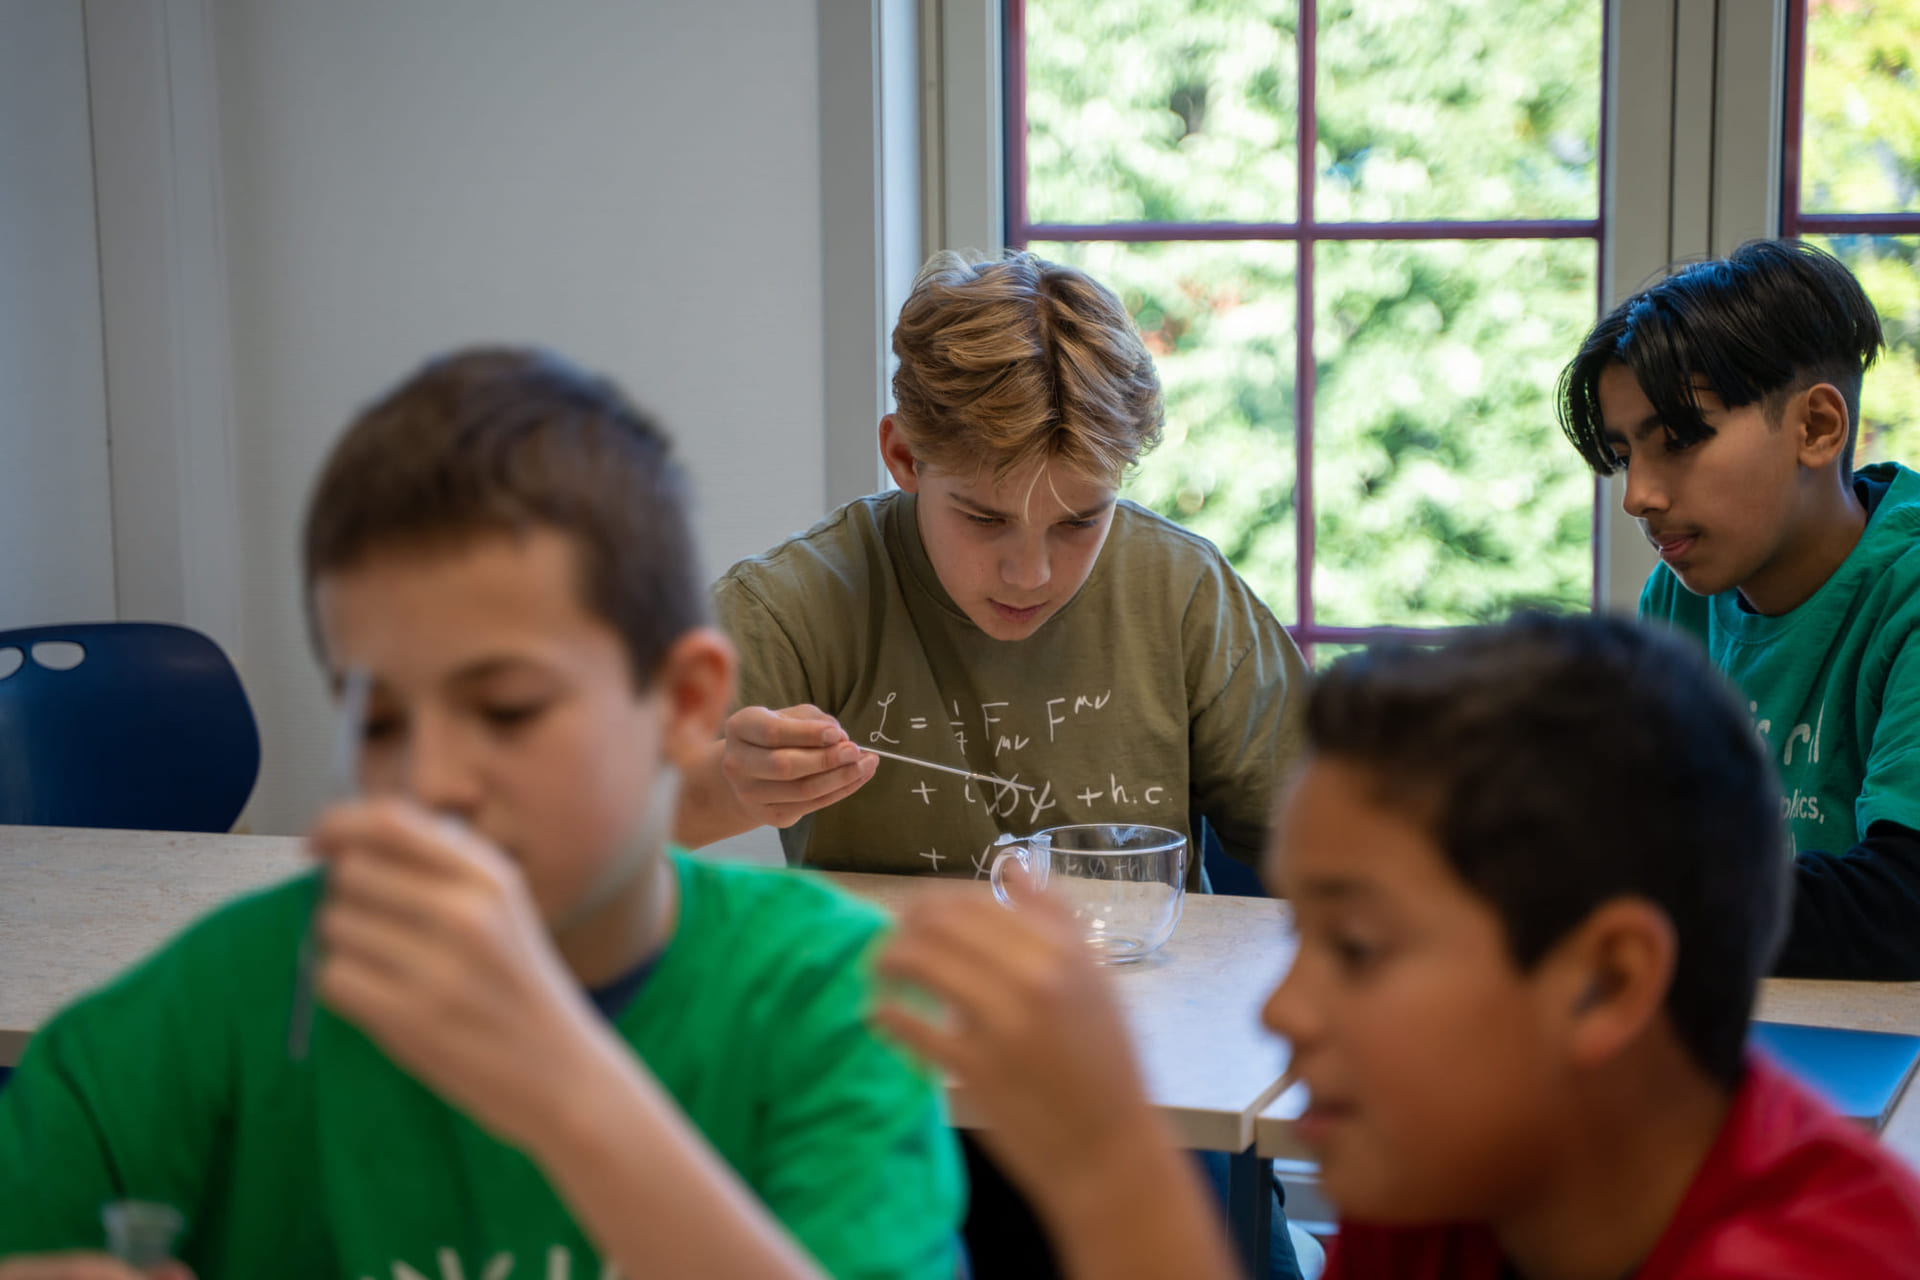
top-left (1201, 817), bottom-right (1270, 897)
top-left (0, 622), bottom-right (260, 832)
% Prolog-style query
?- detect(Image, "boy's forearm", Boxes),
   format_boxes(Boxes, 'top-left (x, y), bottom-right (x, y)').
top-left (1776, 821), bottom-right (1920, 980)
top-left (671, 739), bottom-right (758, 848)
top-left (527, 1032), bottom-right (827, 1280)
top-left (1035, 1114), bottom-right (1245, 1280)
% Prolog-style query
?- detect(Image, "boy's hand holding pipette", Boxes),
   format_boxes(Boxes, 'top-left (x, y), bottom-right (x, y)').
top-left (719, 705), bottom-right (878, 827)
top-left (307, 798), bottom-right (633, 1153)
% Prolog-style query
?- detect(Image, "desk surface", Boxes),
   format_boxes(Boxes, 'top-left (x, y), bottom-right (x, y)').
top-left (0, 825), bottom-right (306, 1066)
top-left (822, 871), bottom-right (1295, 1151)
top-left (0, 826), bottom-right (1294, 1152)
top-left (10, 825), bottom-right (1913, 1172)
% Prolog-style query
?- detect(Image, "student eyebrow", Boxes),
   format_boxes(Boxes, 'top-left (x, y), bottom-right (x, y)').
top-left (447, 656), bottom-right (553, 689)
top-left (1064, 501), bottom-right (1114, 521)
top-left (1289, 875), bottom-right (1382, 904)
top-left (952, 495), bottom-right (1112, 523)
top-left (1603, 412), bottom-right (1664, 447)
top-left (952, 496), bottom-right (1014, 520)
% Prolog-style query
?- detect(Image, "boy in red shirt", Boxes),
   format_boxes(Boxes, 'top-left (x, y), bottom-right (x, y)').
top-left (878, 614), bottom-right (1920, 1279)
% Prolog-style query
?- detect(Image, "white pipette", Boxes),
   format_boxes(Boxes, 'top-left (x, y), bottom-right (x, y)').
top-left (288, 665), bottom-right (371, 1061)
top-left (859, 744), bottom-right (1036, 792)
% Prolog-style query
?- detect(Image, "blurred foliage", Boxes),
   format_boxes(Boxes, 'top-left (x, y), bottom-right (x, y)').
top-left (1310, 238), bottom-right (1595, 627)
top-left (1024, 0), bottom-right (1601, 629)
top-left (1813, 236), bottom-right (1920, 465)
top-left (1803, 0), bottom-right (1920, 214)
top-left (1314, 0), bottom-right (1598, 221)
top-left (1025, 0), bottom-right (1299, 223)
top-left (1806, 2), bottom-right (1920, 467)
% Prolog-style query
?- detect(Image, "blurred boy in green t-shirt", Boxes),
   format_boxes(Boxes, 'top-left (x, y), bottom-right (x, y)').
top-left (0, 349), bottom-right (961, 1279)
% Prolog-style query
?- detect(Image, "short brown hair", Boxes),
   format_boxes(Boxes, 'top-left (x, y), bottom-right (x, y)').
top-left (890, 250), bottom-right (1163, 484)
top-left (1308, 614), bottom-right (1786, 1088)
top-left (303, 347), bottom-right (707, 686)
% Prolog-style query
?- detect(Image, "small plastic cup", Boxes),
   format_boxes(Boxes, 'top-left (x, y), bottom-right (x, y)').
top-left (103, 1199), bottom-right (184, 1269)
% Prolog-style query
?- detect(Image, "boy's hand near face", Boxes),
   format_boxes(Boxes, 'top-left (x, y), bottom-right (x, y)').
top-left (872, 877), bottom-right (1239, 1280)
top-left (873, 876), bottom-right (1149, 1197)
top-left (308, 799), bottom-right (626, 1153)
top-left (719, 705), bottom-right (879, 827)
top-left (306, 798), bottom-right (835, 1280)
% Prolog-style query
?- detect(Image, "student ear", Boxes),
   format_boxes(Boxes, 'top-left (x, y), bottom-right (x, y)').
top-left (879, 415), bottom-right (922, 493)
top-left (1543, 898), bottom-right (1677, 1071)
top-left (1795, 382), bottom-right (1852, 470)
top-left (654, 627), bottom-right (737, 767)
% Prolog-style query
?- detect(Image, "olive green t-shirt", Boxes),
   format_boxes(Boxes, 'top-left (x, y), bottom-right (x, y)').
top-left (715, 491), bottom-right (1309, 883)
top-left (0, 855), bottom-right (963, 1279)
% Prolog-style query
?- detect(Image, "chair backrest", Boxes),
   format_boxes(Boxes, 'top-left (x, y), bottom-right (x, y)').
top-left (1200, 816), bottom-right (1271, 898)
top-left (0, 622), bottom-right (261, 832)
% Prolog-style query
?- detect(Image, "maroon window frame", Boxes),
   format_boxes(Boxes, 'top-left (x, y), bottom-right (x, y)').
top-left (1005, 0), bottom-right (1610, 657)
top-left (1781, 0), bottom-right (1920, 238)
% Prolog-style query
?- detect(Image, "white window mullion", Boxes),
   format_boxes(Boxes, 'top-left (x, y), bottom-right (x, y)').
top-left (922, 0), bottom-right (1003, 255)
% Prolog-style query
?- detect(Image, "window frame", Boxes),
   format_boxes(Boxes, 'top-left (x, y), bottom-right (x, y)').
top-left (1781, 0), bottom-right (1920, 239)
top-left (1004, 0), bottom-right (1609, 654)
top-left (908, 0), bottom-right (1793, 628)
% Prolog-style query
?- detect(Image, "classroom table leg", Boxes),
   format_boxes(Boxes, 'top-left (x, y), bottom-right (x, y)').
top-left (1227, 1147), bottom-right (1273, 1275)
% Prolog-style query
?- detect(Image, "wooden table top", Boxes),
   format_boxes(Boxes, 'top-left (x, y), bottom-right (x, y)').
top-left (7, 825), bottom-right (1914, 1173)
top-left (823, 871), bottom-right (1295, 1152)
top-left (0, 825), bottom-right (307, 1066)
top-left (0, 826), bottom-right (1295, 1151)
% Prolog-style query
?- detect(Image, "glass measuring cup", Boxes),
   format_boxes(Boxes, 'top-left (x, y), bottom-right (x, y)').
top-left (991, 823), bottom-right (1188, 963)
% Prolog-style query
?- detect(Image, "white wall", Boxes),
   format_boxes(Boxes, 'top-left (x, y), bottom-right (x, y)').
top-left (209, 0), bottom-right (825, 847)
top-left (0, 2), bottom-right (118, 631)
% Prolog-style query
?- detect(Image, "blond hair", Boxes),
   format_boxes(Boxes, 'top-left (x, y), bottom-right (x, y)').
top-left (889, 250), bottom-right (1163, 484)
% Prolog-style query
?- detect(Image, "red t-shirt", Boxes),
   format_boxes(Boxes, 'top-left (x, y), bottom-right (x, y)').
top-left (1325, 1055), bottom-right (1920, 1279)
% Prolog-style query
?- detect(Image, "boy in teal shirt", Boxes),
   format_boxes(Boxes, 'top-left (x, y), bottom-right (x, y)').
top-left (1559, 238), bottom-right (1920, 979)
top-left (0, 350), bottom-right (962, 1278)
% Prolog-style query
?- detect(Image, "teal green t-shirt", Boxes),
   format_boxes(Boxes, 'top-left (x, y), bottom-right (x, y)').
top-left (0, 854), bottom-right (963, 1279)
top-left (1640, 461), bottom-right (1920, 856)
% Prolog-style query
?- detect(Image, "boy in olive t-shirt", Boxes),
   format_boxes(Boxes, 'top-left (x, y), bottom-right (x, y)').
top-left (673, 250), bottom-right (1310, 1280)
top-left (0, 350), bottom-right (961, 1280)
top-left (675, 250), bottom-right (1309, 889)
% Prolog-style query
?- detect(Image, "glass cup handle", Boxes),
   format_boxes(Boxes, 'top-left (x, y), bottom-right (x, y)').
top-left (990, 839), bottom-right (1045, 906)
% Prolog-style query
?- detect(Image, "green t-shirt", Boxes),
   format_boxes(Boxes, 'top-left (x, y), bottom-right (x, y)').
top-left (1641, 461), bottom-right (1920, 856)
top-left (715, 491), bottom-right (1309, 883)
top-left (0, 854), bottom-right (962, 1279)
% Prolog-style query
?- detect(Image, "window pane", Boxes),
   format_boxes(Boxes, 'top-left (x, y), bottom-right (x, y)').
top-left (1310, 640), bottom-right (1371, 670)
top-left (1023, 0), bottom-right (1299, 225)
top-left (1031, 240), bottom-right (1300, 623)
top-left (1316, 0), bottom-right (1601, 221)
top-left (1802, 5), bottom-right (1920, 215)
top-left (1808, 235), bottom-right (1920, 465)
top-left (1312, 238), bottom-right (1596, 628)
